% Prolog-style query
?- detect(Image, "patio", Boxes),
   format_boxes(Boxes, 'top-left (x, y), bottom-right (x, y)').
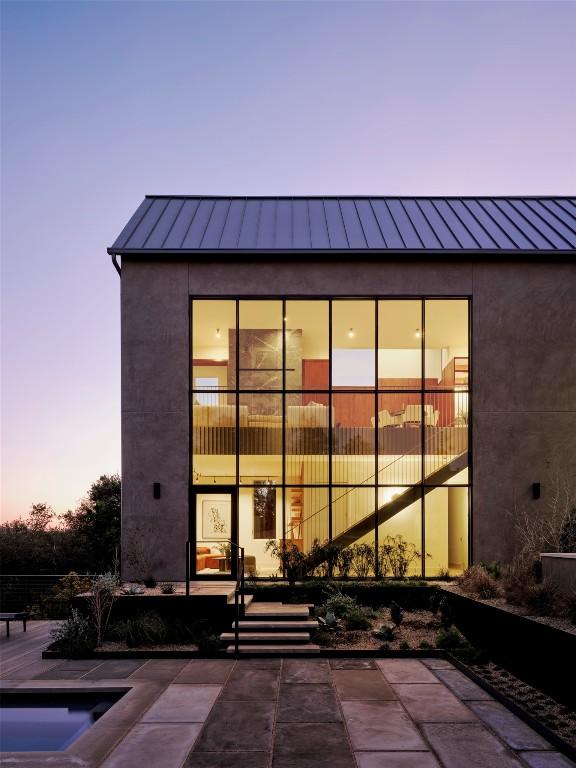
top-left (1, 622), bottom-right (573, 767)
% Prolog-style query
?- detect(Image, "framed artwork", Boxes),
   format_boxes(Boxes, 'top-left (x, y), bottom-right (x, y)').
top-left (202, 498), bottom-right (231, 540)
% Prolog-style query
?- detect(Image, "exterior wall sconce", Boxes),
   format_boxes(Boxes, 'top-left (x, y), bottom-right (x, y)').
top-left (153, 482), bottom-right (161, 499)
top-left (415, 329), bottom-right (422, 339)
top-left (347, 328), bottom-right (355, 339)
top-left (215, 328), bottom-right (222, 339)
top-left (532, 482), bottom-right (541, 500)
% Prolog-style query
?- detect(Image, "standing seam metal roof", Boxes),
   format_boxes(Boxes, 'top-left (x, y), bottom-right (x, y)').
top-left (108, 196), bottom-right (576, 254)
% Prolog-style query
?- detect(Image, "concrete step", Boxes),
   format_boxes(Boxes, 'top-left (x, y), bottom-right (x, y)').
top-left (233, 620), bottom-right (318, 631)
top-left (245, 602), bottom-right (312, 618)
top-left (226, 594), bottom-right (254, 609)
top-left (220, 632), bottom-right (310, 643)
top-left (226, 644), bottom-right (321, 655)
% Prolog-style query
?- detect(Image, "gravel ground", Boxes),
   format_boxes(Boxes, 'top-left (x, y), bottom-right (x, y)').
top-left (315, 607), bottom-right (443, 650)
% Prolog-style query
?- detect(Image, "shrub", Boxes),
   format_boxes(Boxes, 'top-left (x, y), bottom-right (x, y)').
top-left (399, 640), bottom-right (410, 649)
top-left (143, 576), bottom-right (157, 589)
top-left (337, 547), bottom-right (354, 578)
top-left (50, 608), bottom-right (96, 657)
top-left (522, 581), bottom-right (559, 616)
top-left (121, 584), bottom-right (145, 595)
top-left (419, 640), bottom-right (433, 650)
top-left (379, 535), bottom-right (421, 579)
top-left (45, 572), bottom-right (92, 617)
top-left (350, 543), bottom-right (375, 578)
top-left (266, 540), bottom-right (307, 586)
top-left (121, 612), bottom-right (167, 647)
top-left (323, 587), bottom-right (358, 619)
top-left (438, 597), bottom-right (454, 629)
top-left (197, 633), bottom-right (222, 655)
top-left (559, 591), bottom-right (576, 624)
top-left (373, 623), bottom-right (395, 641)
top-left (435, 626), bottom-right (469, 650)
top-left (428, 591), bottom-right (441, 614)
top-left (458, 565), bottom-right (500, 599)
top-left (559, 507), bottom-right (576, 553)
top-left (160, 583), bottom-right (175, 594)
top-left (480, 561), bottom-right (502, 580)
top-left (344, 610), bottom-right (372, 631)
top-left (390, 601), bottom-right (404, 627)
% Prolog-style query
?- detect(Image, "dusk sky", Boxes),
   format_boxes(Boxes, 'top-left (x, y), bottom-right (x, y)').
top-left (1, 0), bottom-right (575, 522)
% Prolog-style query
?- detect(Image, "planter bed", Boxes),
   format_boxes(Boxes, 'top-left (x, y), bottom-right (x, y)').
top-left (441, 587), bottom-right (576, 709)
top-left (450, 655), bottom-right (576, 761)
top-left (250, 580), bottom-right (436, 608)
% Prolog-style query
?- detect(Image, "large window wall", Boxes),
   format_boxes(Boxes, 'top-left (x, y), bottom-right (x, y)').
top-left (191, 298), bottom-right (470, 577)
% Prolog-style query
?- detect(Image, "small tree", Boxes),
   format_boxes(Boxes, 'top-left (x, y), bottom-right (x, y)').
top-left (87, 573), bottom-right (118, 646)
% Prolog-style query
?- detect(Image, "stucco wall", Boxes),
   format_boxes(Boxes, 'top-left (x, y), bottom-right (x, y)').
top-left (120, 257), bottom-right (576, 578)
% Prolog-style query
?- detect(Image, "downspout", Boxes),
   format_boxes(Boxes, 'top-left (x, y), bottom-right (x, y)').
top-left (111, 253), bottom-right (121, 276)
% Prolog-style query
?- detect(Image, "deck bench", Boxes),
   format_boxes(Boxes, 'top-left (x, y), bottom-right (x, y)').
top-left (0, 612), bottom-right (30, 637)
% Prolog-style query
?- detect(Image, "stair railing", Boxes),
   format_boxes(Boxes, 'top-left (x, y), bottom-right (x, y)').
top-left (284, 419), bottom-right (467, 540)
top-left (223, 539), bottom-right (245, 656)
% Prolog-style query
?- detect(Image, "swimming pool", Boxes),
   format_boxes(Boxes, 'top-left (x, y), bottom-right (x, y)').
top-left (0, 691), bottom-right (124, 751)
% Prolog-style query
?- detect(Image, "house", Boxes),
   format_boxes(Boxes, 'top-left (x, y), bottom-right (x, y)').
top-left (108, 196), bottom-right (576, 582)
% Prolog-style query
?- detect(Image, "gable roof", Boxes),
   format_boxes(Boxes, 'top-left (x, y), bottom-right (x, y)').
top-left (108, 196), bottom-right (576, 255)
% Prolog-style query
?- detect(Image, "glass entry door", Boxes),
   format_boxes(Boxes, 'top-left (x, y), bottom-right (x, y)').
top-left (191, 487), bottom-right (238, 579)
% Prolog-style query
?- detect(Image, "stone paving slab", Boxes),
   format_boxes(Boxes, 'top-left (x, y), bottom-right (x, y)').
top-left (469, 700), bottom-right (553, 750)
top-left (34, 668), bottom-right (88, 679)
top-left (3, 660), bottom-right (61, 679)
top-left (392, 683), bottom-right (477, 722)
top-left (519, 752), bottom-right (576, 767)
top-left (281, 658), bottom-right (331, 683)
top-left (194, 699), bottom-right (275, 751)
top-left (101, 723), bottom-right (202, 768)
top-left (432, 667), bottom-right (493, 700)
top-left (421, 659), bottom-right (455, 669)
top-left (83, 659), bottom-right (146, 679)
top-left (220, 666), bottom-right (279, 700)
top-left (174, 659), bottom-right (234, 684)
top-left (329, 658), bottom-right (378, 669)
top-left (272, 722), bottom-right (356, 768)
top-left (128, 659), bottom-right (189, 681)
top-left (141, 684), bottom-right (221, 722)
top-left (421, 722), bottom-right (525, 767)
top-left (341, 700), bottom-right (428, 751)
top-left (184, 752), bottom-right (270, 768)
top-left (277, 683), bottom-right (341, 722)
top-left (56, 659), bottom-right (105, 671)
top-left (377, 659), bottom-right (439, 684)
top-left (333, 669), bottom-right (396, 700)
top-left (355, 752), bottom-right (441, 768)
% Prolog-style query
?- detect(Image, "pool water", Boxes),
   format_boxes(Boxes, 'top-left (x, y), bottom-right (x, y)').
top-left (0, 691), bottom-right (124, 751)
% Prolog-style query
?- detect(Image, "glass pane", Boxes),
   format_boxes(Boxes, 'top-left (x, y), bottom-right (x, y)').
top-left (332, 300), bottom-right (375, 388)
top-left (234, 300), bottom-right (283, 390)
top-left (377, 490), bottom-right (422, 577)
top-left (195, 492), bottom-right (233, 575)
top-left (285, 487), bottom-right (329, 556)
top-left (332, 487), bottom-right (376, 576)
top-left (239, 393), bottom-right (282, 483)
top-left (425, 299), bottom-right (469, 390)
top-left (286, 393), bottom-right (329, 484)
top-left (286, 300), bottom-right (329, 390)
top-left (192, 402), bottom-right (236, 485)
top-left (192, 300), bottom-right (235, 390)
top-left (425, 487), bottom-right (468, 576)
top-left (424, 393), bottom-right (468, 485)
top-left (239, 486), bottom-right (282, 577)
top-left (378, 300), bottom-right (422, 389)
top-left (332, 393), bottom-right (375, 485)
top-left (377, 394), bottom-right (421, 484)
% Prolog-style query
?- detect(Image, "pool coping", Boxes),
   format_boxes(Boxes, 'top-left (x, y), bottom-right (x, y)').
top-left (0, 679), bottom-right (164, 766)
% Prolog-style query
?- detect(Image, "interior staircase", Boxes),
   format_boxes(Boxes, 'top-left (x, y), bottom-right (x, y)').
top-left (221, 601), bottom-right (320, 654)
